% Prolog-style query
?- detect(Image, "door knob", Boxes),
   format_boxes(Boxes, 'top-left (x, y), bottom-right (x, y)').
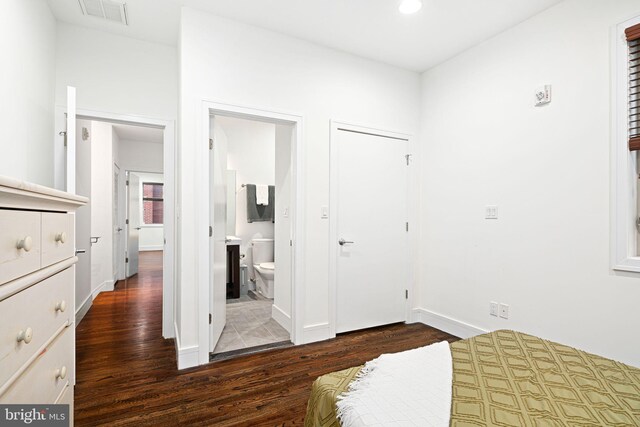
top-left (17, 236), bottom-right (33, 252)
top-left (135, 227), bottom-right (142, 230)
top-left (116, 227), bottom-right (123, 232)
top-left (338, 238), bottom-right (354, 246)
top-left (55, 232), bottom-right (67, 244)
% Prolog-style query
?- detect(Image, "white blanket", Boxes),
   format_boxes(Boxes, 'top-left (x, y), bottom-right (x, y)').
top-left (336, 341), bottom-right (452, 427)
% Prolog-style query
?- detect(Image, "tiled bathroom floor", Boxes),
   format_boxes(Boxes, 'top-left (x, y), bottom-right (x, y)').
top-left (213, 295), bottom-right (290, 354)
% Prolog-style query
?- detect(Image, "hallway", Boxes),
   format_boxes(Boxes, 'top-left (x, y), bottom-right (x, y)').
top-left (74, 251), bottom-right (456, 426)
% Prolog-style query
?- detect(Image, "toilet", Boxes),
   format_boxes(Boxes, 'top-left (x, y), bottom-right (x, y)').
top-left (251, 238), bottom-right (275, 299)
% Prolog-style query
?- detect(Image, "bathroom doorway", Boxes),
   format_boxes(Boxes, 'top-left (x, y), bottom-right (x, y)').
top-left (208, 112), bottom-right (298, 358)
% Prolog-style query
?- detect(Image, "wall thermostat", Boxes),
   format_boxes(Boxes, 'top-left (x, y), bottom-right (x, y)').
top-left (535, 85), bottom-right (551, 106)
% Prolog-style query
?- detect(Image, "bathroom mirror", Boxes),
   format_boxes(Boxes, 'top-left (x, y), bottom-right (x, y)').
top-left (226, 170), bottom-right (236, 236)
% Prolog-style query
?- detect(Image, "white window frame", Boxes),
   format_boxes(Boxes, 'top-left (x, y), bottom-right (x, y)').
top-left (612, 15), bottom-right (640, 272)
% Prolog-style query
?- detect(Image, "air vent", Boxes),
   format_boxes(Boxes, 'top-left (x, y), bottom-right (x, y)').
top-left (78, 0), bottom-right (128, 25)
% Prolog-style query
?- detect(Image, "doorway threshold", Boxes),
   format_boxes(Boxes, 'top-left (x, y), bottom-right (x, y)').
top-left (209, 340), bottom-right (293, 362)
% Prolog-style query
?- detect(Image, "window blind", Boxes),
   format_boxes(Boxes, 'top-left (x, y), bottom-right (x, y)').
top-left (626, 23), bottom-right (640, 150)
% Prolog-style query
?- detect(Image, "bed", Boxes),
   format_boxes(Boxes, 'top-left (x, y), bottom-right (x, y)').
top-left (304, 330), bottom-right (640, 426)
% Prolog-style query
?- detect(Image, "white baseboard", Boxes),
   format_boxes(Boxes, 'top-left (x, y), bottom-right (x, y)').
top-left (412, 308), bottom-right (488, 339)
top-left (140, 245), bottom-right (164, 252)
top-left (174, 322), bottom-right (199, 370)
top-left (91, 280), bottom-right (115, 300)
top-left (272, 304), bottom-right (291, 333)
top-left (75, 294), bottom-right (93, 325)
top-left (302, 322), bottom-right (332, 344)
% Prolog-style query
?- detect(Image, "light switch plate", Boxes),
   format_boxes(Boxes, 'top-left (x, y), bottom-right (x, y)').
top-left (321, 206), bottom-right (329, 219)
top-left (283, 208), bottom-right (289, 218)
top-left (499, 303), bottom-right (509, 319)
top-left (490, 302), bottom-right (498, 317)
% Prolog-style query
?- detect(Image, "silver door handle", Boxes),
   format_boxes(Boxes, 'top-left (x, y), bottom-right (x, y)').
top-left (116, 227), bottom-right (123, 232)
top-left (75, 249), bottom-right (86, 255)
top-left (338, 238), bottom-right (354, 246)
top-left (135, 227), bottom-right (142, 230)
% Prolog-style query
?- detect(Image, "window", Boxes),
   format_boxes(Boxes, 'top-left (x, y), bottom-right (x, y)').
top-left (143, 182), bottom-right (164, 224)
top-left (612, 16), bottom-right (640, 271)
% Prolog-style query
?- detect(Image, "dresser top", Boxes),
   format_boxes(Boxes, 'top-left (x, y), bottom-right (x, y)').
top-left (0, 175), bottom-right (88, 212)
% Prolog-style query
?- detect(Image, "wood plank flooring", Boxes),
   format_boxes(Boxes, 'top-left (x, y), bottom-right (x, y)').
top-left (75, 251), bottom-right (458, 426)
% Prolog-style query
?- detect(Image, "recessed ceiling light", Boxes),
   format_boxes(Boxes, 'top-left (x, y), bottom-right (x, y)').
top-left (399, 0), bottom-right (422, 14)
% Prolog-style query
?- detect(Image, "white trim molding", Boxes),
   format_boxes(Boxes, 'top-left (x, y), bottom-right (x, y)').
top-left (174, 322), bottom-right (199, 370)
top-left (302, 323), bottom-right (332, 344)
top-left (91, 280), bottom-right (115, 300)
top-left (272, 304), bottom-right (291, 334)
top-left (75, 294), bottom-right (93, 325)
top-left (611, 14), bottom-right (640, 273)
top-left (411, 308), bottom-right (488, 339)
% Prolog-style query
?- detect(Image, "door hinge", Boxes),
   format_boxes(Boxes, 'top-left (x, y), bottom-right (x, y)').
top-left (59, 131), bottom-right (67, 147)
top-left (126, 257), bottom-right (129, 263)
top-left (126, 219), bottom-right (129, 225)
top-left (126, 180), bottom-right (129, 186)
top-left (290, 239), bottom-right (293, 247)
top-left (405, 154), bottom-right (412, 165)
top-left (405, 289), bottom-right (409, 299)
top-left (406, 222), bottom-right (409, 232)
top-left (209, 139), bottom-right (213, 150)
top-left (209, 313), bottom-right (212, 324)
top-left (209, 226), bottom-right (212, 237)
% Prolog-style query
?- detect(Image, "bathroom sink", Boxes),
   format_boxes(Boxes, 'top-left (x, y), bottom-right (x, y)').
top-left (225, 236), bottom-right (241, 245)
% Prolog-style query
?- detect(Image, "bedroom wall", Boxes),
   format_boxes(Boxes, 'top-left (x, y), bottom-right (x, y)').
top-left (179, 8), bottom-right (421, 363)
top-left (418, 0), bottom-right (640, 367)
top-left (0, 0), bottom-right (56, 187)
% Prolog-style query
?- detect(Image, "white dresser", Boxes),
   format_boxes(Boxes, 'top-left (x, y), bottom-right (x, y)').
top-left (0, 176), bottom-right (87, 417)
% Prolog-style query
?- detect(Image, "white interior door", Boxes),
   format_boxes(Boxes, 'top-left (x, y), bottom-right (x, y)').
top-left (75, 118), bottom-right (91, 311)
top-left (126, 172), bottom-right (140, 277)
top-left (210, 116), bottom-right (228, 352)
top-left (113, 164), bottom-right (122, 280)
top-left (335, 128), bottom-right (408, 333)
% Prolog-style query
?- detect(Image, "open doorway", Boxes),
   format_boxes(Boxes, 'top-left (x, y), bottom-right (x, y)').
top-left (58, 101), bottom-right (176, 340)
top-left (210, 116), bottom-right (292, 358)
top-left (205, 104), bottom-right (303, 361)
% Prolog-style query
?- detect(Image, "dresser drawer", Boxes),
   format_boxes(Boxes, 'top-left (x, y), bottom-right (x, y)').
top-left (0, 210), bottom-right (41, 285)
top-left (0, 267), bottom-right (73, 387)
top-left (41, 213), bottom-right (74, 268)
top-left (1, 326), bottom-right (73, 404)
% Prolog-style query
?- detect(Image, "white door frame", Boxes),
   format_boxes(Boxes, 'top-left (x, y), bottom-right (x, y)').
top-left (329, 120), bottom-right (416, 337)
top-left (198, 100), bottom-right (305, 365)
top-left (54, 106), bottom-right (177, 339)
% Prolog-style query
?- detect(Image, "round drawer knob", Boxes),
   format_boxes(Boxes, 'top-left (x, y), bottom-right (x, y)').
top-left (17, 327), bottom-right (33, 344)
top-left (17, 236), bottom-right (33, 252)
top-left (55, 232), bottom-right (67, 244)
top-left (55, 300), bottom-right (67, 313)
top-left (55, 366), bottom-right (67, 380)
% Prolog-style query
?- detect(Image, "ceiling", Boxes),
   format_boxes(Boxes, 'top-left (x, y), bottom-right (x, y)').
top-left (112, 123), bottom-right (164, 143)
top-left (47, 0), bottom-right (563, 71)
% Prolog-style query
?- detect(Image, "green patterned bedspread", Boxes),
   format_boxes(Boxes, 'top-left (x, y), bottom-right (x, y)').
top-left (304, 330), bottom-right (640, 426)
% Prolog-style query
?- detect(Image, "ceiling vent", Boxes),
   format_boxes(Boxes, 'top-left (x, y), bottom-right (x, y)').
top-left (78, 0), bottom-right (128, 25)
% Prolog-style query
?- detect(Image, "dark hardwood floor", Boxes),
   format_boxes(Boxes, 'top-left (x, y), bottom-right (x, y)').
top-left (75, 251), bottom-right (458, 426)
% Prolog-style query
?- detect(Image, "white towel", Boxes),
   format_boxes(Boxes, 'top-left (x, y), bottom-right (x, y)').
top-left (336, 341), bottom-right (452, 427)
top-left (256, 185), bottom-right (269, 205)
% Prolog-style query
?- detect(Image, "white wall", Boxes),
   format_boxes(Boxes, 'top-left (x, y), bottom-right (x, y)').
top-left (179, 8), bottom-right (421, 358)
top-left (219, 116), bottom-right (276, 278)
top-left (0, 1), bottom-right (56, 186)
top-left (90, 122), bottom-right (114, 297)
top-left (274, 124), bottom-right (294, 330)
top-left (54, 23), bottom-right (177, 188)
top-left (117, 139), bottom-right (164, 173)
top-left (419, 0), bottom-right (640, 367)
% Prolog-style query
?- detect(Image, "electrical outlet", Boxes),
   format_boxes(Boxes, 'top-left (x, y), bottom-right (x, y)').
top-left (490, 302), bottom-right (498, 317)
top-left (499, 303), bottom-right (509, 319)
top-left (485, 205), bottom-right (498, 219)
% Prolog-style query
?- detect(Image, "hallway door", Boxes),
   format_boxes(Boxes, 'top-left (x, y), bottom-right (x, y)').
top-left (334, 127), bottom-right (409, 334)
top-left (126, 172), bottom-right (140, 277)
